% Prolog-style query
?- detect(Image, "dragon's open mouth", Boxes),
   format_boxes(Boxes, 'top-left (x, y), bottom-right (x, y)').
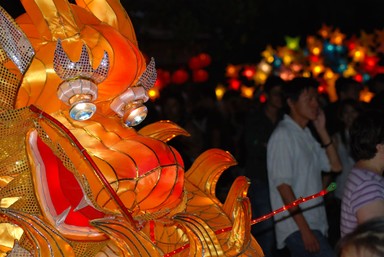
top-left (28, 130), bottom-right (107, 241)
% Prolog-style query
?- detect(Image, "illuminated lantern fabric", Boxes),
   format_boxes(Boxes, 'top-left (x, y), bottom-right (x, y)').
top-left (188, 56), bottom-right (201, 70)
top-left (197, 52), bottom-right (212, 67)
top-left (0, 1), bottom-right (263, 256)
top-left (171, 69), bottom-right (189, 84)
top-left (192, 69), bottom-right (209, 83)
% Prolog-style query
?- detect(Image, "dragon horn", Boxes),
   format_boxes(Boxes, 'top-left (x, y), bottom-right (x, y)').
top-left (0, 6), bottom-right (34, 111)
top-left (75, 0), bottom-right (138, 46)
top-left (20, 0), bottom-right (82, 40)
top-left (0, 5), bottom-right (34, 74)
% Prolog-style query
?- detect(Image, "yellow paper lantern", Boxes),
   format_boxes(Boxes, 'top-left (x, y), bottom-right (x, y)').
top-left (215, 84), bottom-right (226, 101)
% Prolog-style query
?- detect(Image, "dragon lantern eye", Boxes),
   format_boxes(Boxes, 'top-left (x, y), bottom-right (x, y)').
top-left (57, 79), bottom-right (98, 121)
top-left (110, 57), bottom-right (157, 127)
top-left (110, 87), bottom-right (149, 127)
top-left (53, 39), bottom-right (110, 121)
top-left (69, 101), bottom-right (97, 121)
top-left (122, 99), bottom-right (148, 127)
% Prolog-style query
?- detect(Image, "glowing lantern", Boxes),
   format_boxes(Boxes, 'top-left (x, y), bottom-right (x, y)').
top-left (364, 56), bottom-right (378, 67)
top-left (353, 73), bottom-right (363, 83)
top-left (192, 69), bottom-right (209, 83)
top-left (318, 85), bottom-right (326, 94)
top-left (307, 36), bottom-right (323, 56)
top-left (242, 66), bottom-right (256, 79)
top-left (259, 93), bottom-right (267, 103)
top-left (318, 24), bottom-right (333, 39)
top-left (306, 36), bottom-right (316, 46)
top-left (254, 71), bottom-right (268, 85)
top-left (148, 87), bottom-right (160, 101)
top-left (311, 64), bottom-right (325, 77)
top-left (324, 69), bottom-right (335, 80)
top-left (360, 87), bottom-right (374, 102)
top-left (360, 31), bottom-right (375, 48)
top-left (323, 41), bottom-right (336, 54)
top-left (188, 56), bottom-right (201, 70)
top-left (291, 62), bottom-right (303, 73)
top-left (172, 69), bottom-right (189, 84)
top-left (156, 69), bottom-right (171, 89)
top-left (351, 46), bottom-right (366, 62)
top-left (228, 78), bottom-right (241, 90)
top-left (343, 65), bottom-right (357, 78)
top-left (215, 84), bottom-right (226, 101)
top-left (266, 55), bottom-right (274, 63)
top-left (280, 68), bottom-right (295, 81)
top-left (336, 59), bottom-right (348, 73)
top-left (285, 36), bottom-right (300, 51)
top-left (314, 65), bottom-right (323, 74)
top-left (226, 64), bottom-right (239, 78)
top-left (330, 29), bottom-right (345, 45)
top-left (261, 45), bottom-right (275, 60)
top-left (154, 78), bottom-right (165, 90)
top-left (363, 55), bottom-right (379, 73)
top-left (282, 54), bottom-right (293, 66)
top-left (335, 45), bottom-right (346, 54)
top-left (240, 86), bottom-right (255, 99)
top-left (363, 73), bottom-right (371, 83)
top-left (197, 53), bottom-right (212, 67)
top-left (258, 60), bottom-right (272, 74)
top-left (273, 56), bottom-right (282, 68)
top-left (308, 54), bottom-right (320, 62)
top-left (311, 46), bottom-right (321, 55)
top-left (303, 70), bottom-right (311, 77)
top-left (345, 37), bottom-right (358, 51)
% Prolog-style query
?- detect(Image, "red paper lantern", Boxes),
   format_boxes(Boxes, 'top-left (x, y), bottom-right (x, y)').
top-left (156, 69), bottom-right (171, 89)
top-left (318, 85), bottom-right (326, 94)
top-left (197, 53), bottom-right (212, 68)
top-left (354, 73), bottom-right (363, 82)
top-left (259, 93), bottom-right (267, 103)
top-left (228, 78), bottom-right (241, 91)
top-left (193, 69), bottom-right (209, 83)
top-left (363, 56), bottom-right (379, 74)
top-left (242, 66), bottom-right (256, 79)
top-left (188, 56), bottom-right (201, 70)
top-left (308, 54), bottom-right (320, 63)
top-left (172, 69), bottom-right (189, 84)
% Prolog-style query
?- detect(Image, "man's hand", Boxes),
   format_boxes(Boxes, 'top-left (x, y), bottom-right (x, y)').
top-left (277, 183), bottom-right (321, 253)
top-left (301, 227), bottom-right (320, 253)
top-left (312, 108), bottom-right (326, 133)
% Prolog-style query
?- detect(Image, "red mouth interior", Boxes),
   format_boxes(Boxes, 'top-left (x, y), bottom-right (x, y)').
top-left (37, 136), bottom-right (105, 227)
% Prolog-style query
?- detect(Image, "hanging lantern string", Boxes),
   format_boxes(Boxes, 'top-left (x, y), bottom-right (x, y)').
top-left (164, 182), bottom-right (336, 257)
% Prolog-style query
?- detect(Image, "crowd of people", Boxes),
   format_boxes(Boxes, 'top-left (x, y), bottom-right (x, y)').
top-left (138, 73), bottom-right (384, 257)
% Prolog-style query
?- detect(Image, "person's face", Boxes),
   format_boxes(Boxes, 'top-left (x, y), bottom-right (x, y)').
top-left (267, 85), bottom-right (283, 109)
top-left (341, 104), bottom-right (359, 129)
top-left (288, 87), bottom-right (319, 122)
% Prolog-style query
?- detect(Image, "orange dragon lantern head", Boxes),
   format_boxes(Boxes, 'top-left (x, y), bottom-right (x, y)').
top-left (0, 1), bottom-right (264, 256)
top-left (16, 0), bottom-right (150, 123)
top-left (0, 0), bottom-right (186, 243)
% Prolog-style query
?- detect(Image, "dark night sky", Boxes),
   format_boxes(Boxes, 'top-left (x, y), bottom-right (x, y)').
top-left (127, 0), bottom-right (384, 71)
top-left (2, 1), bottom-right (384, 69)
